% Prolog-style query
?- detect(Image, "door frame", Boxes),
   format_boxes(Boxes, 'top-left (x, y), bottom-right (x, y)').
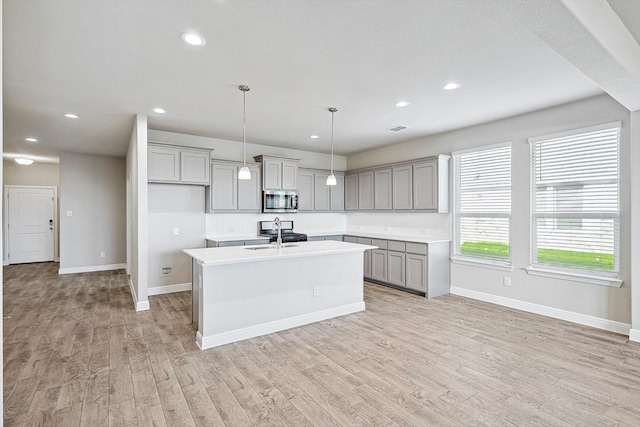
top-left (4, 185), bottom-right (59, 265)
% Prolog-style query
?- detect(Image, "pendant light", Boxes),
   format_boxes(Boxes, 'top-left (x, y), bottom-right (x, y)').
top-left (326, 107), bottom-right (338, 186)
top-left (238, 85), bottom-right (252, 180)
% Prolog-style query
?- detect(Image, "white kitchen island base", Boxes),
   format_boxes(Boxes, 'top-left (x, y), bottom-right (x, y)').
top-left (185, 241), bottom-right (375, 350)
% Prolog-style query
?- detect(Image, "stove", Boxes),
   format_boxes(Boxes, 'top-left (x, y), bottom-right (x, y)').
top-left (258, 220), bottom-right (308, 243)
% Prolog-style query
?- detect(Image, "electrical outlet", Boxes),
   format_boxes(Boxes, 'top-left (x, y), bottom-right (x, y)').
top-left (173, 227), bottom-right (179, 236)
top-left (313, 285), bottom-right (320, 296)
top-left (161, 267), bottom-right (173, 277)
top-left (503, 276), bottom-right (511, 287)
top-left (100, 252), bottom-right (105, 258)
top-left (66, 210), bottom-right (73, 217)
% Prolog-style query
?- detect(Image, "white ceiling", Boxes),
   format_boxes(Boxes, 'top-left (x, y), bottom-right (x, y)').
top-left (3, 0), bottom-right (639, 164)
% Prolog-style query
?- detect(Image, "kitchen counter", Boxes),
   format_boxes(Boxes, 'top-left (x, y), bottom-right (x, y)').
top-left (307, 230), bottom-right (451, 244)
top-left (184, 240), bottom-right (375, 350)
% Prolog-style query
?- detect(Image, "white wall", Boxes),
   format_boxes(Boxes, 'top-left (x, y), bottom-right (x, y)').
top-left (3, 160), bottom-right (61, 263)
top-left (148, 184), bottom-right (205, 293)
top-left (59, 152), bottom-right (126, 272)
top-left (630, 110), bottom-right (640, 341)
top-left (126, 115), bottom-right (149, 311)
top-left (348, 94), bottom-right (632, 327)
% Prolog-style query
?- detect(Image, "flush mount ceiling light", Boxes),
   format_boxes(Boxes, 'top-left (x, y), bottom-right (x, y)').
top-left (442, 82), bottom-right (461, 91)
top-left (395, 101), bottom-right (410, 107)
top-left (326, 107), bottom-right (338, 186)
top-left (181, 32), bottom-right (206, 46)
top-left (15, 157), bottom-right (34, 166)
top-left (237, 85), bottom-right (252, 180)
top-left (25, 137), bottom-right (38, 142)
top-left (153, 107), bottom-right (166, 114)
top-left (64, 113), bottom-right (79, 119)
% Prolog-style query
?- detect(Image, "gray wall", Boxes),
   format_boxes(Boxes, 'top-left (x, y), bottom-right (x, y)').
top-left (3, 160), bottom-right (61, 263)
top-left (348, 94), bottom-right (632, 325)
top-left (59, 152), bottom-right (126, 270)
top-left (148, 184), bottom-right (205, 291)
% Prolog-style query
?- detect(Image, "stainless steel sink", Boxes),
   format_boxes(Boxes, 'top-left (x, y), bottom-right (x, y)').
top-left (244, 244), bottom-right (298, 250)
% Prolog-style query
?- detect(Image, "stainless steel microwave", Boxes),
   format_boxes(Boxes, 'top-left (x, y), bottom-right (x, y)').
top-left (263, 190), bottom-right (298, 213)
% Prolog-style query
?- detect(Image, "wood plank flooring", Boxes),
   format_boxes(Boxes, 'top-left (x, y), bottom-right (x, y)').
top-left (3, 262), bottom-right (640, 426)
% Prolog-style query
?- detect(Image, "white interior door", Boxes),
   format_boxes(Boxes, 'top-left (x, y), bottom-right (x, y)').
top-left (8, 187), bottom-right (56, 264)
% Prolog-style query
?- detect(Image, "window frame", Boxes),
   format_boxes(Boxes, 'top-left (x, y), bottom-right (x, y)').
top-left (527, 121), bottom-right (622, 287)
top-left (451, 141), bottom-right (512, 269)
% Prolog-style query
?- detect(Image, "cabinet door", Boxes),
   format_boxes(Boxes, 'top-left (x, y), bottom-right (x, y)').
top-left (345, 174), bottom-right (359, 210)
top-left (314, 172), bottom-right (331, 211)
top-left (330, 174), bottom-right (345, 211)
top-left (263, 159), bottom-right (282, 190)
top-left (148, 146), bottom-right (180, 182)
top-left (393, 165), bottom-right (413, 210)
top-left (210, 164), bottom-right (237, 210)
top-left (343, 236), bottom-right (358, 243)
top-left (374, 168), bottom-right (393, 210)
top-left (181, 150), bottom-right (210, 184)
top-left (238, 164), bottom-right (261, 211)
top-left (297, 170), bottom-right (315, 211)
top-left (387, 251), bottom-right (406, 287)
top-left (363, 250), bottom-right (372, 279)
top-left (282, 161), bottom-right (298, 190)
top-left (358, 171), bottom-right (374, 210)
top-left (371, 249), bottom-right (388, 282)
top-left (406, 253), bottom-right (427, 292)
top-left (413, 160), bottom-right (437, 211)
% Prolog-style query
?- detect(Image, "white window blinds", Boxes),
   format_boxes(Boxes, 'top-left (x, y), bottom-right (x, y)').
top-left (453, 143), bottom-right (511, 263)
top-left (530, 123), bottom-right (620, 275)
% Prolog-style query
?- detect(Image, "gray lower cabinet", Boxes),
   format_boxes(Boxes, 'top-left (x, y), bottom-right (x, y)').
top-left (308, 235), bottom-right (344, 242)
top-left (344, 235), bottom-right (450, 298)
top-left (207, 239), bottom-right (269, 248)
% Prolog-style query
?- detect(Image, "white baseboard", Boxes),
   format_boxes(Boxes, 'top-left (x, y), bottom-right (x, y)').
top-left (148, 282), bottom-right (191, 296)
top-left (129, 277), bottom-right (150, 312)
top-left (629, 329), bottom-right (640, 343)
top-left (197, 301), bottom-right (366, 350)
top-left (450, 286), bottom-right (631, 336)
top-left (58, 263), bottom-right (126, 275)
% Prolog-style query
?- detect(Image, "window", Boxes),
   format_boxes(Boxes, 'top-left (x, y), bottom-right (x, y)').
top-left (530, 122), bottom-right (620, 279)
top-left (453, 143), bottom-right (511, 264)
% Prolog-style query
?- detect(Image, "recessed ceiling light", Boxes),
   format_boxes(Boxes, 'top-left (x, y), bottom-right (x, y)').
top-left (15, 157), bottom-right (34, 166)
top-left (442, 82), bottom-right (461, 91)
top-left (310, 135), bottom-right (319, 139)
top-left (181, 32), bottom-right (206, 46)
top-left (395, 101), bottom-right (410, 107)
top-left (153, 108), bottom-right (166, 114)
top-left (64, 113), bottom-right (79, 119)
top-left (25, 137), bottom-right (38, 142)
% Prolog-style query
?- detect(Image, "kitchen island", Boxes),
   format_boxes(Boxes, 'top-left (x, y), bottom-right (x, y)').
top-left (184, 240), bottom-right (376, 350)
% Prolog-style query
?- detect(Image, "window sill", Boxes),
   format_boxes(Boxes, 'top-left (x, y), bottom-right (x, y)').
top-left (451, 257), bottom-right (514, 272)
top-left (525, 266), bottom-right (623, 288)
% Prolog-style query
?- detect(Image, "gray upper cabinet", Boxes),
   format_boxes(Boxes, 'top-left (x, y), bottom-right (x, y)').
top-left (374, 168), bottom-right (392, 210)
top-left (254, 155), bottom-right (299, 190)
top-left (393, 165), bottom-right (413, 210)
top-left (358, 171), bottom-right (374, 210)
top-left (413, 155), bottom-right (450, 212)
top-left (345, 154), bottom-right (449, 212)
top-left (297, 168), bottom-right (344, 212)
top-left (207, 161), bottom-right (261, 213)
top-left (148, 144), bottom-right (211, 185)
top-left (345, 174), bottom-right (358, 210)
top-left (297, 169), bottom-right (315, 211)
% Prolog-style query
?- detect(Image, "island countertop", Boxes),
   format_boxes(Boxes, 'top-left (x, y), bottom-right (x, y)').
top-left (184, 240), bottom-right (377, 266)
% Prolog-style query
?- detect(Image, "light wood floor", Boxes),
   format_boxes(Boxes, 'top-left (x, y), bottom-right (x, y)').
top-left (3, 262), bottom-right (640, 426)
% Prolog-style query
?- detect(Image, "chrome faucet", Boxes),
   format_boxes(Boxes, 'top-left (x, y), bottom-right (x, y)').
top-left (272, 217), bottom-right (282, 248)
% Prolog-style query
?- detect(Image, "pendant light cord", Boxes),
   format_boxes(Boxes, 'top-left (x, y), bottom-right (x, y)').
top-left (330, 109), bottom-right (335, 174)
top-left (242, 89), bottom-right (247, 168)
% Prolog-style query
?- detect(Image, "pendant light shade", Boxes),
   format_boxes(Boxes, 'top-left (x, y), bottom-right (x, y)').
top-left (326, 107), bottom-right (338, 186)
top-left (238, 85), bottom-right (252, 180)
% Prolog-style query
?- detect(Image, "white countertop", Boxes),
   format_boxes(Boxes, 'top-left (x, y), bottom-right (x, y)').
top-left (185, 240), bottom-right (377, 266)
top-left (309, 230), bottom-right (450, 244)
top-left (206, 235), bottom-right (270, 242)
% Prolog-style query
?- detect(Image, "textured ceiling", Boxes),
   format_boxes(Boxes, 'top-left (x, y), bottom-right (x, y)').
top-left (5, 0), bottom-right (634, 163)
